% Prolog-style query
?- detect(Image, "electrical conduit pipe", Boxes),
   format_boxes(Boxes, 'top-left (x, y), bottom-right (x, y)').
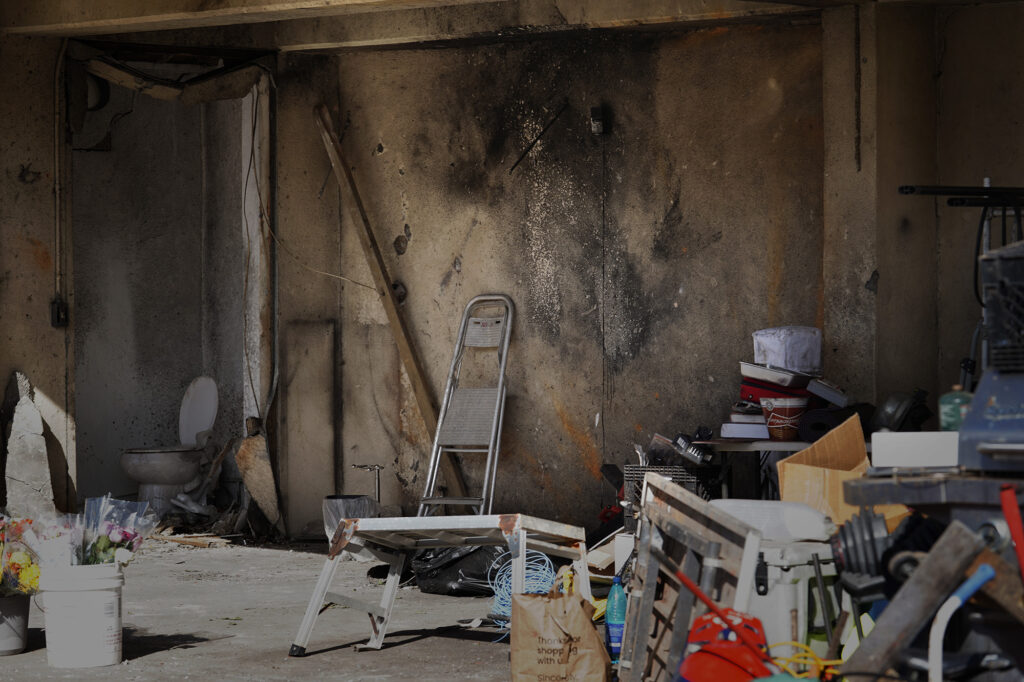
top-left (927, 564), bottom-right (995, 682)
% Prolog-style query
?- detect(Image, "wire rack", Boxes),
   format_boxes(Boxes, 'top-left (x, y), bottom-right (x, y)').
top-left (623, 465), bottom-right (720, 509)
top-left (622, 465), bottom-right (719, 532)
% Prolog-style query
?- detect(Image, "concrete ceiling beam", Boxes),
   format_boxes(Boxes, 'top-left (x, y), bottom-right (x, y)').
top-left (269, 0), bottom-right (815, 51)
top-left (92, 0), bottom-right (816, 52)
top-left (0, 0), bottom-right (504, 37)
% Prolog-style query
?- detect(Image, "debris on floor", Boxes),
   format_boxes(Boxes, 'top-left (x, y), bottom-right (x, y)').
top-left (149, 531), bottom-right (233, 549)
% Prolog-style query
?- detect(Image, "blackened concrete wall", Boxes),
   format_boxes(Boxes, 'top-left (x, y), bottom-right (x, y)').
top-left (7, 10), bottom-right (1019, 531)
top-left (326, 25), bottom-right (825, 522)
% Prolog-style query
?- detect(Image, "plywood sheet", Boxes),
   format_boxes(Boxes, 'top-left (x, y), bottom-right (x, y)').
top-left (282, 321), bottom-right (337, 537)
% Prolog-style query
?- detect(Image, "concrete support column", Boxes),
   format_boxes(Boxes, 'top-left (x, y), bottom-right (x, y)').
top-left (822, 5), bottom-right (878, 401)
top-left (823, 5), bottom-right (937, 407)
top-left (874, 4), bottom-right (938, 406)
top-left (274, 54), bottom-right (344, 536)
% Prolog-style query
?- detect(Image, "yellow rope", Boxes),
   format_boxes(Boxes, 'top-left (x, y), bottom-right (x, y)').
top-left (769, 640), bottom-right (844, 678)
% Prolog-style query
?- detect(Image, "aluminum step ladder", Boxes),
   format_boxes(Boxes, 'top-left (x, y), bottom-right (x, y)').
top-left (418, 294), bottom-right (513, 516)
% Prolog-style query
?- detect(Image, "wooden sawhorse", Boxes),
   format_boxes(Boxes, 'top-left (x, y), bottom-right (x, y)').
top-left (289, 513), bottom-right (591, 654)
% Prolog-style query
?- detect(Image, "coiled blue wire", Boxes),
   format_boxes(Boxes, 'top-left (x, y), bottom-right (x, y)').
top-left (487, 549), bottom-right (557, 628)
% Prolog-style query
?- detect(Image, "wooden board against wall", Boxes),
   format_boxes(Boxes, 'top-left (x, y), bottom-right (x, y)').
top-left (282, 320), bottom-right (337, 537)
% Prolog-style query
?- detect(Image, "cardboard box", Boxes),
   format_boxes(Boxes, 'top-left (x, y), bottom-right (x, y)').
top-left (777, 414), bottom-right (908, 527)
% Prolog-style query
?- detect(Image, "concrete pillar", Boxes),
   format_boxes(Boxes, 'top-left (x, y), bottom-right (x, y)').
top-left (822, 5), bottom-right (879, 401)
top-left (0, 36), bottom-right (77, 509)
top-left (823, 5), bottom-right (938, 408)
top-left (874, 4), bottom-right (938, 407)
top-left (273, 53), bottom-right (344, 536)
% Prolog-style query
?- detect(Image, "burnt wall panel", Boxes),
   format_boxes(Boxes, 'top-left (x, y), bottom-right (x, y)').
top-left (332, 25), bottom-right (824, 526)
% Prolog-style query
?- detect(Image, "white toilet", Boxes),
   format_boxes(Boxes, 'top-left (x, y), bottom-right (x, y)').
top-left (121, 376), bottom-right (218, 517)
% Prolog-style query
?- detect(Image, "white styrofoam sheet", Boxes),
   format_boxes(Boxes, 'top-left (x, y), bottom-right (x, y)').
top-left (870, 431), bottom-right (959, 468)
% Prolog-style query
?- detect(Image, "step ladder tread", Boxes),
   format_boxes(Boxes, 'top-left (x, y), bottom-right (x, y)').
top-left (420, 496), bottom-right (485, 505)
top-left (464, 317), bottom-right (505, 347)
top-left (437, 387), bottom-right (501, 445)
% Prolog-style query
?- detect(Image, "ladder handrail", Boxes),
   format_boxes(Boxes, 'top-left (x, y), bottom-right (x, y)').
top-left (419, 294), bottom-right (514, 516)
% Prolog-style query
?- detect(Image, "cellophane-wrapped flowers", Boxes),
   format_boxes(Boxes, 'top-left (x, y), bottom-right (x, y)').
top-left (82, 495), bottom-right (158, 566)
top-left (0, 518), bottom-right (40, 595)
top-left (28, 495), bottom-right (158, 569)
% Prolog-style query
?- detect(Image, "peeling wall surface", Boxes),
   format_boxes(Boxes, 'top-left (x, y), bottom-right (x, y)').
top-left (327, 25), bottom-right (824, 523)
top-left (72, 90), bottom-right (249, 499)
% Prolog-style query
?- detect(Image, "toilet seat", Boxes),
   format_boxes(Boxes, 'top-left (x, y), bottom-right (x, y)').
top-left (178, 376), bottom-right (218, 447)
top-left (123, 376), bottom-right (218, 454)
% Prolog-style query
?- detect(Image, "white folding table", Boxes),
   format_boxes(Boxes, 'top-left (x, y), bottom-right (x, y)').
top-left (289, 513), bottom-right (591, 654)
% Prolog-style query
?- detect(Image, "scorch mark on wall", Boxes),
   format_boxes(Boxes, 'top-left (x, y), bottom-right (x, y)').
top-left (25, 238), bottom-right (51, 271)
top-left (554, 399), bottom-right (602, 481)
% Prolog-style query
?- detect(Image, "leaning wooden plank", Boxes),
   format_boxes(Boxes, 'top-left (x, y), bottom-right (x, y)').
top-left (840, 521), bottom-right (986, 678)
top-left (150, 534), bottom-right (230, 548)
top-left (84, 59), bottom-right (183, 101)
top-left (181, 64), bottom-right (265, 105)
top-left (314, 103), bottom-right (467, 501)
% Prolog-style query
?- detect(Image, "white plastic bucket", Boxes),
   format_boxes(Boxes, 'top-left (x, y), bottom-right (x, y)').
top-left (40, 564), bottom-right (124, 668)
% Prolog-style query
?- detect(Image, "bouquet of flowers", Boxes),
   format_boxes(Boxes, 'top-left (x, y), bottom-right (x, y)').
top-left (28, 496), bottom-right (158, 569)
top-left (82, 495), bottom-right (158, 566)
top-left (0, 518), bottom-right (40, 595)
top-left (33, 513), bottom-right (84, 567)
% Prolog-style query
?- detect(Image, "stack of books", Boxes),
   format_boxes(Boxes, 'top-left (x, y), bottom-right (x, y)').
top-left (720, 406), bottom-right (769, 439)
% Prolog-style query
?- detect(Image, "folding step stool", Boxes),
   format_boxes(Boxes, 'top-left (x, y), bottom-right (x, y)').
top-left (289, 514), bottom-right (591, 654)
top-left (418, 294), bottom-right (513, 516)
top-left (290, 294), bottom-right (531, 656)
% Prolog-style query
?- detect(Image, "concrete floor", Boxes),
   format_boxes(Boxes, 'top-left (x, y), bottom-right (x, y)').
top-left (8, 541), bottom-right (510, 680)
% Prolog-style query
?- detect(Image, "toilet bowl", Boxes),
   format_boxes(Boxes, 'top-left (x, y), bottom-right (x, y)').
top-left (121, 377), bottom-right (218, 517)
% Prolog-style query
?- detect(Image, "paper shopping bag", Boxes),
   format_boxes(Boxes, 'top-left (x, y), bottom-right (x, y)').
top-left (510, 574), bottom-right (610, 682)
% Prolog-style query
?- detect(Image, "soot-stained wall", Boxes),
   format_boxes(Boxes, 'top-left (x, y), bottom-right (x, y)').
top-left (331, 23), bottom-right (824, 524)
top-left (72, 91), bottom-right (248, 499)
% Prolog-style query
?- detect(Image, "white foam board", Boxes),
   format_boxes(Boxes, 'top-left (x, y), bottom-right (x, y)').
top-left (870, 431), bottom-right (959, 468)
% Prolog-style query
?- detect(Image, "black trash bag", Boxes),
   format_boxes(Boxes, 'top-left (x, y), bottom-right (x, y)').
top-left (412, 545), bottom-right (505, 596)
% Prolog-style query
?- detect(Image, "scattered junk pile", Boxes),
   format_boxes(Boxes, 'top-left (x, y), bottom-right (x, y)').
top-left (292, 235), bottom-right (1024, 680)
top-left (288, 117), bottom-right (1024, 680)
